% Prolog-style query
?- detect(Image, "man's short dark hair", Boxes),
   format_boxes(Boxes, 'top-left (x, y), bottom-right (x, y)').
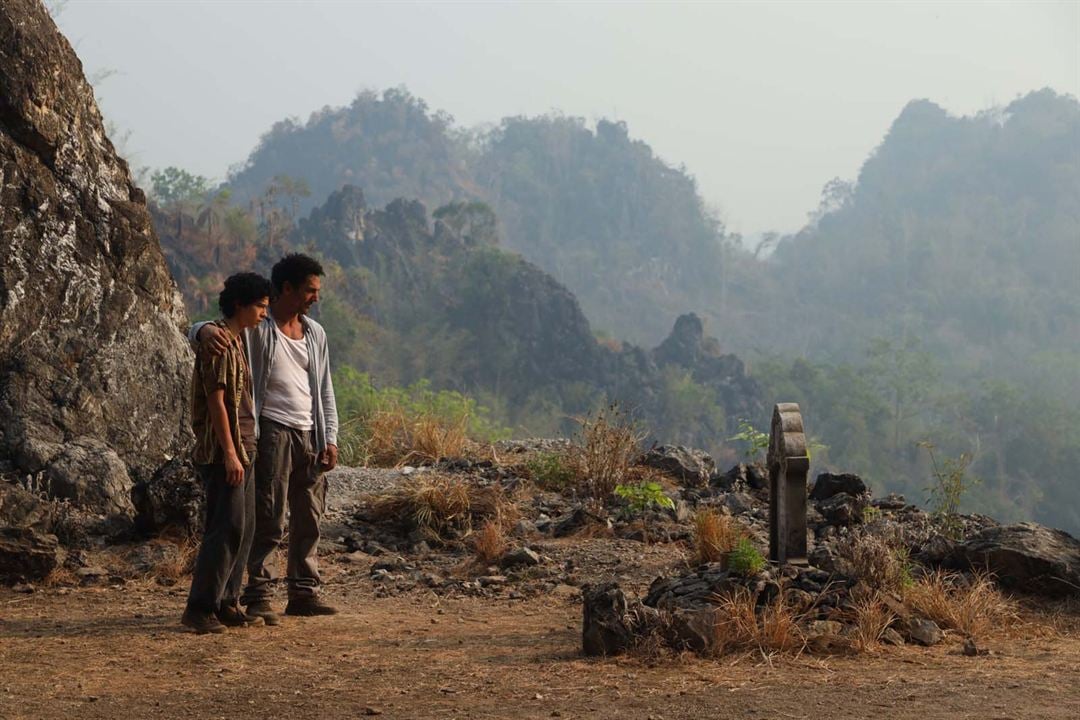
top-left (219, 272), bottom-right (272, 318)
top-left (271, 253), bottom-right (324, 294)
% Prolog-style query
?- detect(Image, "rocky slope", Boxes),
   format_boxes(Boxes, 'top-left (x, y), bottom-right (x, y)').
top-left (0, 0), bottom-right (191, 525)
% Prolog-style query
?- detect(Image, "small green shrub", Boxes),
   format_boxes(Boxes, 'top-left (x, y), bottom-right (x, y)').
top-left (728, 419), bottom-right (769, 462)
top-left (614, 481), bottom-right (674, 516)
top-left (525, 452), bottom-right (576, 491)
top-left (919, 441), bottom-right (979, 540)
top-left (727, 537), bottom-right (766, 576)
top-left (861, 505), bottom-right (881, 524)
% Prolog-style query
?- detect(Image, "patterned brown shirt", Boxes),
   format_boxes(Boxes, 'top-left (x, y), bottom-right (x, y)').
top-left (191, 320), bottom-right (255, 467)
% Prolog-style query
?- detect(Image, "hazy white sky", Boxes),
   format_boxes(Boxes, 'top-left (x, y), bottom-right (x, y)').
top-left (55, 0), bottom-right (1079, 236)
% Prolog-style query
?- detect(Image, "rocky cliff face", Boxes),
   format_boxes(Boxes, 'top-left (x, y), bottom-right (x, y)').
top-left (0, 0), bottom-right (191, 519)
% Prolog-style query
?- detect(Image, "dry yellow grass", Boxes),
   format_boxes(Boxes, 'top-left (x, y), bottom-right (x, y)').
top-left (574, 405), bottom-right (645, 501)
top-left (151, 534), bottom-right (199, 581)
top-left (711, 588), bottom-right (805, 656)
top-left (360, 407), bottom-right (470, 467)
top-left (42, 565), bottom-right (79, 587)
top-left (691, 509), bottom-right (749, 565)
top-left (851, 595), bottom-right (896, 652)
top-left (368, 474), bottom-right (518, 543)
top-left (835, 528), bottom-right (912, 595)
top-left (471, 519), bottom-right (508, 565)
top-left (904, 569), bottom-right (1018, 637)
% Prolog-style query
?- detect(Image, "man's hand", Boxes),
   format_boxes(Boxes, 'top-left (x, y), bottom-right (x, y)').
top-left (196, 323), bottom-right (231, 357)
top-left (320, 444), bottom-right (339, 471)
top-left (224, 453), bottom-right (244, 487)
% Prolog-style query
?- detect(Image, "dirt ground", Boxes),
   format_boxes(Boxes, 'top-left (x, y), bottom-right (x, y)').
top-left (3, 467), bottom-right (1079, 719)
top-left (2, 557), bottom-right (1079, 720)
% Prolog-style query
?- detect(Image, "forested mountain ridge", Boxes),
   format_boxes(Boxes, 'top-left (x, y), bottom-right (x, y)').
top-left (152, 185), bottom-right (764, 454)
top-left (221, 89), bottom-right (743, 346)
top-left (152, 86), bottom-right (1080, 534)
top-left (766, 89), bottom-right (1080, 378)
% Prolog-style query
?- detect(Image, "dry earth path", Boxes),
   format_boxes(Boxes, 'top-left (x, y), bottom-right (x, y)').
top-left (2, 467), bottom-right (1078, 719)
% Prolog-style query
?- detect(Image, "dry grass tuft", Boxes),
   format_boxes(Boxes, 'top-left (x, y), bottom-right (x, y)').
top-left (851, 595), bottom-right (896, 652)
top-left (361, 408), bottom-right (470, 467)
top-left (471, 519), bottom-right (507, 565)
top-left (574, 405), bottom-right (646, 501)
top-left (691, 509), bottom-right (749, 565)
top-left (836, 528), bottom-right (912, 595)
top-left (711, 588), bottom-right (805, 656)
top-left (904, 569), bottom-right (1017, 637)
top-left (367, 474), bottom-right (518, 543)
top-left (151, 533), bottom-right (199, 581)
top-left (42, 565), bottom-right (79, 587)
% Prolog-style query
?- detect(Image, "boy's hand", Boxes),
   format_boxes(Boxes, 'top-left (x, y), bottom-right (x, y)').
top-left (224, 453), bottom-right (244, 486)
top-left (197, 324), bottom-right (231, 357)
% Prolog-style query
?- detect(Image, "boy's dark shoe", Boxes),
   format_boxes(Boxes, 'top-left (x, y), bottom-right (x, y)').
top-left (181, 607), bottom-right (226, 634)
top-left (284, 597), bottom-right (339, 616)
top-left (216, 602), bottom-right (261, 627)
top-left (244, 600), bottom-right (281, 626)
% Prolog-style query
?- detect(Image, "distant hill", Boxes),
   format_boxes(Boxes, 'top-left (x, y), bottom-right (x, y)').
top-left (765, 89), bottom-right (1080, 380)
top-left (153, 185), bottom-right (764, 454)
top-left (162, 85), bottom-right (1080, 534)
top-left (223, 89), bottom-right (755, 346)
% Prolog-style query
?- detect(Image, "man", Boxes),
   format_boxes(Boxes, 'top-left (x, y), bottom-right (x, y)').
top-left (192, 253), bottom-right (339, 624)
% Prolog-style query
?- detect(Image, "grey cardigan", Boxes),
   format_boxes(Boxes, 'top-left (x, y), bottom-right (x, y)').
top-left (189, 315), bottom-right (338, 452)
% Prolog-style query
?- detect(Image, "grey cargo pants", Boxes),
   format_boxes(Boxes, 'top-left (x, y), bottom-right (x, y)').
top-left (240, 418), bottom-right (326, 604)
top-left (187, 461), bottom-right (256, 613)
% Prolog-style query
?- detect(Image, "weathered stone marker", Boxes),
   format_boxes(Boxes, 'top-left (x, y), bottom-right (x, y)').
top-left (768, 403), bottom-right (809, 566)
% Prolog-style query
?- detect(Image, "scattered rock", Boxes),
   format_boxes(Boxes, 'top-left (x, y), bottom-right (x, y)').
top-left (956, 522), bottom-right (1080, 597)
top-left (816, 493), bottom-right (867, 527)
top-left (43, 440), bottom-right (135, 518)
top-left (809, 473), bottom-right (868, 501)
top-left (582, 583), bottom-right (634, 656)
top-left (723, 492), bottom-right (758, 516)
top-left (639, 445), bottom-right (714, 486)
top-left (0, 527), bottom-right (65, 581)
top-left (125, 541), bottom-right (182, 576)
top-left (905, 618), bottom-right (944, 646)
top-left (0, 482), bottom-right (55, 530)
top-left (881, 628), bottom-right (905, 646)
top-left (667, 608), bottom-right (712, 652)
top-left (501, 546), bottom-right (542, 568)
top-left (132, 459), bottom-right (204, 536)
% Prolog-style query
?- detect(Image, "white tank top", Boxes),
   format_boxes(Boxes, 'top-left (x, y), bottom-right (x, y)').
top-left (260, 325), bottom-right (314, 431)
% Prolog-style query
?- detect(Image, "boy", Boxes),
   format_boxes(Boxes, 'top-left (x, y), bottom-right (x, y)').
top-left (182, 272), bottom-right (272, 634)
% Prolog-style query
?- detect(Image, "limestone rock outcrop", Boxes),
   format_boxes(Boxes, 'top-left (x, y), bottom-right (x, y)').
top-left (0, 0), bottom-right (192, 519)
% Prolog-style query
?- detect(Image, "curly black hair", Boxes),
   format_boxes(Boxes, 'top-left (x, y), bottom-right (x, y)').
top-left (271, 253), bottom-right (324, 294)
top-left (218, 272), bottom-right (272, 318)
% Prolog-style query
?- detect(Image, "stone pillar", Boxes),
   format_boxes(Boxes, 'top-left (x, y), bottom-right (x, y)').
top-left (768, 403), bottom-right (808, 566)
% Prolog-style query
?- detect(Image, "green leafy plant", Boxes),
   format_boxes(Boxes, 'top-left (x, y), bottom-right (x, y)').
top-left (727, 537), bottom-right (766, 576)
top-left (525, 452), bottom-right (576, 491)
top-left (614, 481), bottom-right (675, 516)
top-left (894, 546), bottom-right (915, 590)
top-left (919, 441), bottom-right (979, 540)
top-left (728, 419), bottom-right (769, 462)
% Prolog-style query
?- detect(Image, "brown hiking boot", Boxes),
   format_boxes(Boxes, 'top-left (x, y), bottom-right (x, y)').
top-left (244, 600), bottom-right (281, 626)
top-left (216, 602), bottom-right (261, 627)
top-left (181, 607), bottom-right (226, 635)
top-left (284, 596), bottom-right (339, 616)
